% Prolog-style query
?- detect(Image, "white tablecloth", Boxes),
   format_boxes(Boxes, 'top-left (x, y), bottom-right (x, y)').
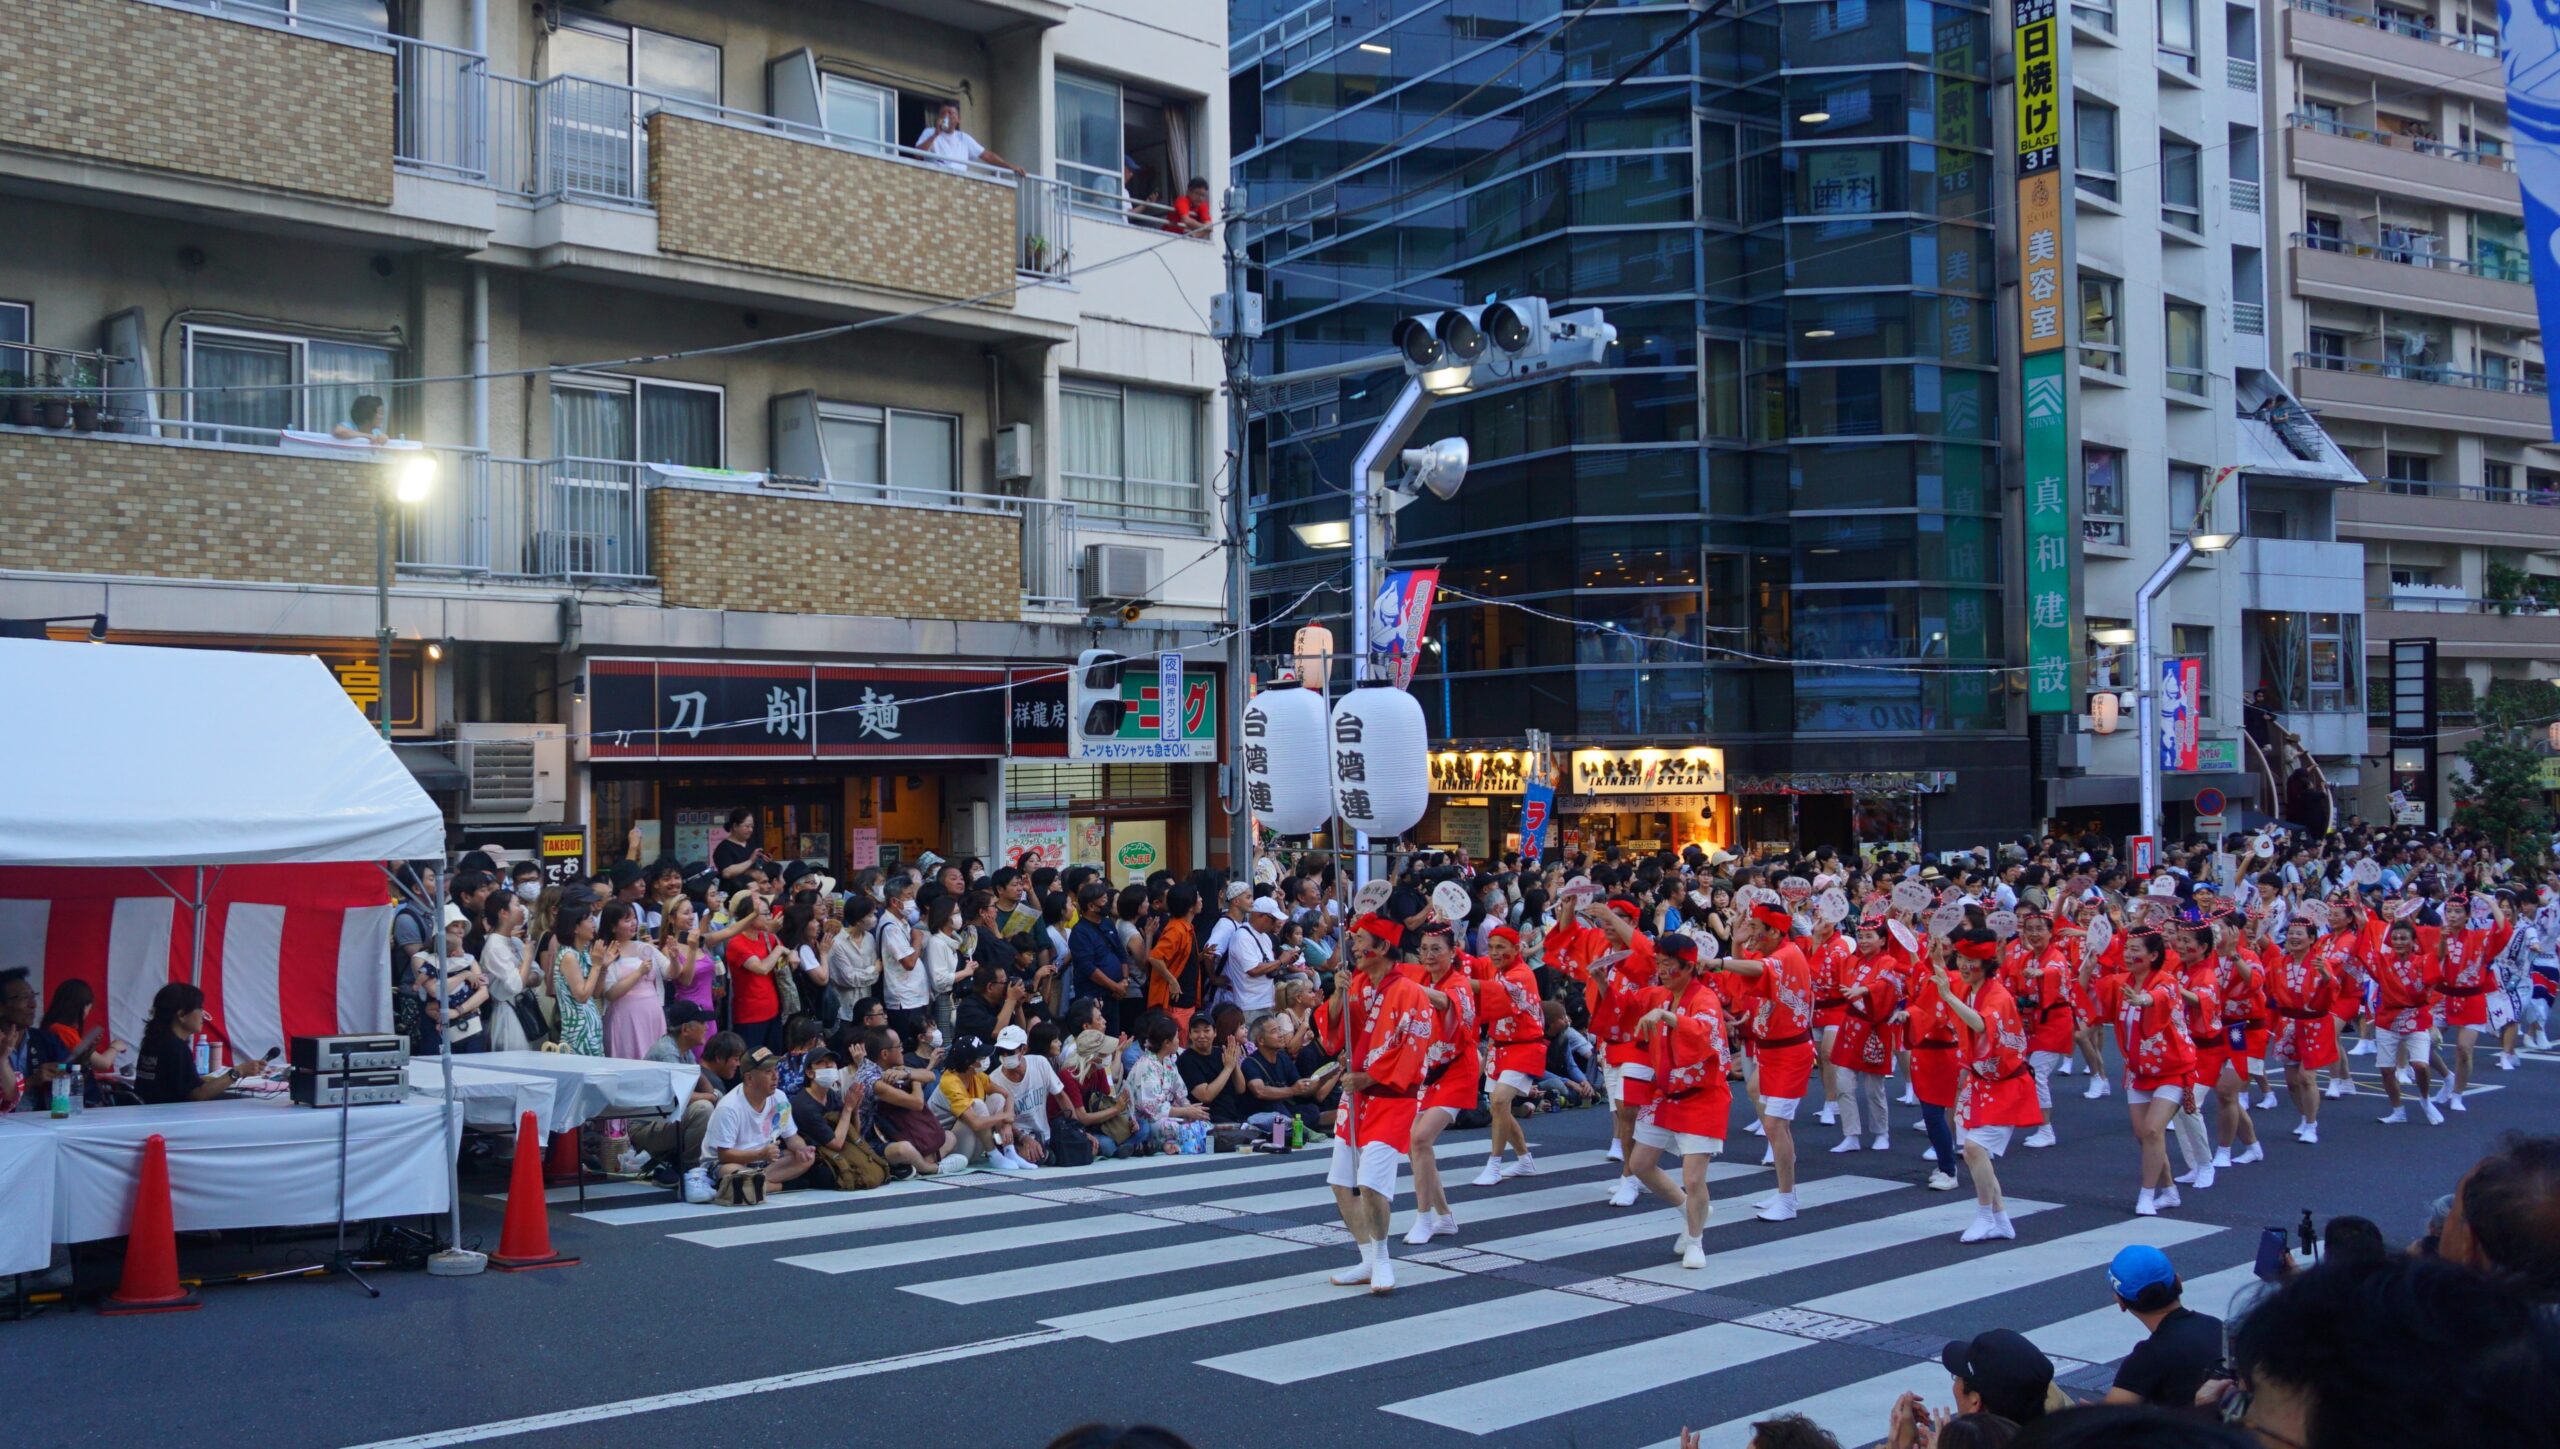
top-left (405, 1060), bottom-right (559, 1135)
top-left (0, 1096), bottom-right (458, 1243)
top-left (0, 1123), bottom-right (58, 1273)
top-left (467, 1052), bottom-right (690, 1131)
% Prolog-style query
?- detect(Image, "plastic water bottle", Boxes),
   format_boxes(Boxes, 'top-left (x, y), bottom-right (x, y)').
top-left (193, 1033), bottom-right (211, 1076)
top-left (1269, 1115), bottom-right (1287, 1150)
top-left (49, 1069), bottom-right (70, 1118)
top-left (66, 1066), bottom-right (83, 1115)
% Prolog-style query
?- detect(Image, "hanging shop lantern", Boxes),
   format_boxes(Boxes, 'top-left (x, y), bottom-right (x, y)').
top-left (1241, 685), bottom-right (1333, 835)
top-left (1330, 686), bottom-right (1430, 838)
top-left (2090, 690), bottom-right (2120, 735)
top-left (1292, 624), bottom-right (1335, 690)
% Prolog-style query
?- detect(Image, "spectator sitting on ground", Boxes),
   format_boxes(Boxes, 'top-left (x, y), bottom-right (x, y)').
top-left (647, 1001), bottom-right (710, 1065)
top-left (1176, 1009), bottom-right (1254, 1126)
top-left (1884, 1330), bottom-right (2052, 1448)
top-left (1242, 1012), bottom-right (1328, 1136)
top-left (1124, 1012), bottom-right (1207, 1152)
top-left (2098, 1245), bottom-right (2223, 1413)
top-left (931, 1036), bottom-right (1035, 1172)
top-left (2218, 1254), bottom-right (2560, 1449)
top-left (628, 1029), bottom-right (743, 1184)
top-left (2436, 1130), bottom-right (2560, 1298)
top-left (701, 1047), bottom-right (816, 1202)
top-left (777, 1014), bottom-right (825, 1098)
top-left (852, 1026), bottom-right (942, 1175)
top-left (1037, 1020), bottom-right (1136, 1156)
top-left (991, 1023), bottom-right (1063, 1161)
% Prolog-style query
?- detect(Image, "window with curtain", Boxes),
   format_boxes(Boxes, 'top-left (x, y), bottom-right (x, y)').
top-left (812, 404), bottom-right (957, 495)
top-left (552, 382), bottom-right (634, 462)
top-left (1055, 68), bottom-right (1192, 223)
top-left (2084, 446), bottom-right (2127, 546)
top-left (2164, 301), bottom-right (2206, 394)
top-left (1062, 382), bottom-right (1203, 531)
top-left (2168, 461), bottom-right (2204, 537)
top-left (185, 326), bottom-right (395, 440)
top-left (2075, 101), bottom-right (2118, 199)
top-left (1057, 71), bottom-right (1123, 204)
top-left (552, 376), bottom-right (721, 467)
top-left (2079, 275), bottom-right (2123, 373)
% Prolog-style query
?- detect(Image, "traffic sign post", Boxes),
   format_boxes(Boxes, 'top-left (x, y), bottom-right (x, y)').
top-left (2193, 786), bottom-right (2226, 817)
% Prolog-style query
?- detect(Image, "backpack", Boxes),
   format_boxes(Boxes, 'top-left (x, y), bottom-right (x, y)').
top-left (1046, 1114), bottom-right (1096, 1167)
top-left (815, 1139), bottom-right (891, 1191)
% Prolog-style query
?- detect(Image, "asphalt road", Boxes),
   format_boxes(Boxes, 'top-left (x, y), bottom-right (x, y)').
top-left (13, 1046), bottom-right (2542, 1449)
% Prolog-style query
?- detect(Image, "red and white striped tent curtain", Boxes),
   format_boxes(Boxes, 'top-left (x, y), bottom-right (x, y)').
top-left (0, 862), bottom-right (393, 1059)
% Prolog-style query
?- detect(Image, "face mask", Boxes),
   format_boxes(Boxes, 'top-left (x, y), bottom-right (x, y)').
top-left (905, 902), bottom-right (922, 925)
top-left (517, 881), bottom-right (542, 902)
top-left (1001, 1053), bottom-right (1023, 1070)
top-left (813, 1068), bottom-right (844, 1092)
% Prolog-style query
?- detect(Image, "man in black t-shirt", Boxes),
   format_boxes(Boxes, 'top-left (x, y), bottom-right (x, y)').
top-left (2101, 1244), bottom-right (2225, 1414)
top-left (1174, 1014), bottom-right (1252, 1123)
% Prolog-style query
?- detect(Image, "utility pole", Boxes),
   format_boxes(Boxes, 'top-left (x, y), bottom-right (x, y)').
top-left (1217, 185), bottom-right (1259, 873)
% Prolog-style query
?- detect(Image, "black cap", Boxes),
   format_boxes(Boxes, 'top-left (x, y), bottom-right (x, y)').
top-left (1940, 1330), bottom-right (2054, 1423)
top-left (609, 861), bottom-right (643, 889)
top-left (782, 859), bottom-right (814, 886)
top-left (666, 1002), bottom-right (709, 1030)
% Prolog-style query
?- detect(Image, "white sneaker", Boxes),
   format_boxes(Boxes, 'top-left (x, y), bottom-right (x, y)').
top-left (938, 1153), bottom-right (971, 1177)
top-left (1897, 1088), bottom-right (1920, 1106)
top-left (2135, 1189), bottom-right (2159, 1217)
top-left (2498, 1053), bottom-right (2517, 1072)
top-left (2212, 1148), bottom-right (2233, 1169)
top-left (1746, 1119), bottom-right (1767, 1137)
top-left (1960, 1207), bottom-right (1995, 1243)
top-left (2428, 1082), bottom-right (2454, 1107)
top-left (1870, 1134), bottom-right (1890, 1151)
top-left (2378, 1106), bottom-right (2407, 1124)
top-left (1921, 1146), bottom-right (1937, 1164)
top-left (2024, 1126), bottom-right (2056, 1149)
top-left (2396, 1066), bottom-right (2414, 1086)
top-left (1405, 1214), bottom-right (1440, 1246)
top-left (1925, 1170), bottom-right (1959, 1191)
top-left (2233, 1142), bottom-right (2264, 1165)
top-left (1990, 1211), bottom-right (2016, 1240)
top-left (1608, 1176), bottom-right (1642, 1208)
top-left (1501, 1155), bottom-right (1538, 1178)
top-left (1329, 1245), bottom-right (1374, 1286)
top-left (1830, 1136), bottom-right (1864, 1154)
top-left (2158, 1185), bottom-right (2183, 1209)
top-left (2082, 1079), bottom-right (2109, 1101)
top-left (2058, 1059), bottom-right (2076, 1076)
top-left (2448, 1092), bottom-right (2468, 1112)
top-left (1369, 1254), bottom-right (1397, 1294)
top-left (2191, 1164), bottom-right (2216, 1191)
top-left (1671, 1230), bottom-right (1697, 1258)
top-left (1759, 1145), bottom-right (1776, 1167)
top-left (2175, 1166), bottom-right (2201, 1186)
top-left (1472, 1161), bottom-right (1507, 1188)
top-left (1607, 1138), bottom-right (1625, 1163)
top-left (1754, 1193), bottom-right (1799, 1223)
top-left (2257, 1089), bottom-right (2279, 1110)
top-left (2291, 1120), bottom-right (2309, 1140)
top-left (1817, 1103), bottom-right (1837, 1125)
top-left (1682, 1237), bottom-right (1707, 1270)
top-left (2350, 1039), bottom-right (2375, 1056)
top-left (1433, 1211), bottom-right (1461, 1239)
top-left (2301, 1122), bottom-right (2319, 1144)
top-left (2423, 1100), bottom-right (2446, 1126)
top-left (2325, 1078), bottom-right (2349, 1099)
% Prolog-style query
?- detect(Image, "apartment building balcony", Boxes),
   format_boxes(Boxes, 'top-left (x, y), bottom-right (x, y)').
top-left (876, 0), bottom-right (1071, 31)
top-left (2282, 0), bottom-right (2506, 106)
top-left (0, 0), bottom-right (497, 249)
top-left (0, 421), bottom-right (1081, 617)
top-left (2338, 479), bottom-right (2560, 550)
top-left (2292, 352), bottom-right (2552, 440)
top-left (2232, 537), bottom-right (2366, 615)
top-left (2365, 588), bottom-right (2560, 660)
top-left (2289, 233), bottom-right (2538, 331)
top-left (2285, 113), bottom-right (2520, 215)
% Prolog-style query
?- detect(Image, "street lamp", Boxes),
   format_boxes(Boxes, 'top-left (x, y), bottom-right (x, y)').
top-left (2135, 467), bottom-right (2240, 852)
top-left (377, 450), bottom-right (436, 740)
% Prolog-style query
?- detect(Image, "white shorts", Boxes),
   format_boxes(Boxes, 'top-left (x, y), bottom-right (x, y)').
top-left (1496, 1069), bottom-right (1540, 1093)
top-left (2189, 1082), bottom-right (2214, 1110)
top-left (1761, 1093), bottom-right (1801, 1122)
top-left (1603, 1061), bottom-right (1654, 1108)
top-left (2375, 1027), bottom-right (2432, 1068)
top-left (1963, 1124), bottom-right (2014, 1157)
top-left (2125, 1082), bottom-right (2166, 1106)
top-left (2241, 1057), bottom-right (2265, 1081)
top-left (2029, 1051), bottom-right (2069, 1076)
top-left (1326, 1138), bottom-right (1402, 1197)
top-left (1633, 1119), bottom-right (1724, 1158)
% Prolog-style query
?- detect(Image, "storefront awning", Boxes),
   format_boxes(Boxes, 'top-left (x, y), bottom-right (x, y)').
top-left (2046, 772), bottom-right (2261, 808)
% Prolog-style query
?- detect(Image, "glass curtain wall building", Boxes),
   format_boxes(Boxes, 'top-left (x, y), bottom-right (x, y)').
top-left (1235, 0), bottom-right (2031, 854)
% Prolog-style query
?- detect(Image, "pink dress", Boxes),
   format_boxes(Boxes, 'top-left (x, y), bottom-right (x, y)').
top-left (603, 944), bottom-right (668, 1060)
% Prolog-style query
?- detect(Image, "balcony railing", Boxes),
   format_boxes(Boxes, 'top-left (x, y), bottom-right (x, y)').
top-left (1017, 173), bottom-right (1077, 280)
top-left (2229, 56), bottom-right (2259, 91)
top-left (2375, 477), bottom-right (2560, 505)
top-left (2294, 350), bottom-right (2546, 394)
top-left (2234, 301), bottom-right (2266, 335)
top-left (2230, 178), bottom-right (2261, 212)
top-left (2288, 0), bottom-right (2503, 55)
top-left (2286, 111), bottom-right (2515, 172)
top-left (2290, 230), bottom-right (2531, 283)
top-left (2371, 589), bottom-right (2560, 616)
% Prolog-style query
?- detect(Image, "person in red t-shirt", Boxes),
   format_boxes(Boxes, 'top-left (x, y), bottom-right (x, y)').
top-left (1473, 927), bottom-right (1547, 1184)
top-left (2093, 927), bottom-right (2196, 1216)
top-left (722, 889), bottom-right (790, 1054)
top-left (1627, 933), bottom-right (1729, 1269)
top-left (1405, 925), bottom-right (1482, 1245)
top-left (1830, 920), bottom-right (1902, 1155)
top-left (1320, 914), bottom-right (1434, 1293)
top-left (2263, 915), bottom-right (2339, 1143)
top-left (1930, 928), bottom-right (2038, 1242)
top-left (1164, 177), bottom-right (1213, 236)
top-left (2370, 918), bottom-right (2445, 1126)
top-left (1715, 903), bottom-right (1817, 1222)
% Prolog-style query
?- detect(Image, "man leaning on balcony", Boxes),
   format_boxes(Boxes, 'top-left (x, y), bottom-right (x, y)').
top-left (918, 103), bottom-right (1025, 178)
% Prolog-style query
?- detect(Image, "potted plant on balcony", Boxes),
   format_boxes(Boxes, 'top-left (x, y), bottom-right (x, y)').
top-left (0, 372), bottom-right (32, 429)
top-left (1025, 234), bottom-right (1054, 273)
top-left (2486, 560), bottom-right (2527, 616)
top-left (65, 363), bottom-right (101, 431)
top-left (35, 386), bottom-right (71, 432)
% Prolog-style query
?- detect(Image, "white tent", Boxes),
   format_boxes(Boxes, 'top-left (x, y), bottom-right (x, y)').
top-left (0, 637), bottom-right (445, 867)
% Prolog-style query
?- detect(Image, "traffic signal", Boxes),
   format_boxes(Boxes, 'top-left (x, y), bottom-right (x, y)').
top-left (1392, 308), bottom-right (1491, 373)
top-left (1073, 648), bottom-right (1126, 741)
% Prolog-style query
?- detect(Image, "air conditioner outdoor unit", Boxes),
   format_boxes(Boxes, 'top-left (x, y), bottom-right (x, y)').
top-left (994, 423), bottom-right (1034, 488)
top-left (1083, 543), bottom-right (1162, 605)
top-left (457, 723), bottom-right (569, 823)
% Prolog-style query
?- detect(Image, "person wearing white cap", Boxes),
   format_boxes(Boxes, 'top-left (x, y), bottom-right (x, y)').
top-left (989, 1023), bottom-right (1063, 1158)
top-left (1226, 896), bottom-right (1291, 1028)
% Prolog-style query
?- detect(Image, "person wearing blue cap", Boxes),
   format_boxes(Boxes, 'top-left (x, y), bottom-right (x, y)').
top-left (2101, 1244), bottom-right (2224, 1413)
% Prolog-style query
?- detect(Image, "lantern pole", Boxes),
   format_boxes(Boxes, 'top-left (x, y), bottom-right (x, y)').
top-left (1346, 378), bottom-right (1435, 890)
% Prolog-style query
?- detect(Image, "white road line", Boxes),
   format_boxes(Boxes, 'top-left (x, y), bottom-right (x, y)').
top-left (1202, 1287), bottom-right (1626, 1384)
top-left (1616, 1199), bottom-right (2063, 1292)
top-left (332, 1330), bottom-right (1069, 1449)
top-left (1042, 1262), bottom-right (1461, 1343)
top-left (1387, 1215), bottom-right (2232, 1435)
top-left (576, 1172), bottom-right (958, 1226)
top-left (1798, 1218), bottom-right (2224, 1322)
top-left (1653, 1263), bottom-right (2266, 1449)
top-left (779, 1209), bottom-right (1173, 1274)
top-left (1465, 1172), bottom-right (1903, 1264)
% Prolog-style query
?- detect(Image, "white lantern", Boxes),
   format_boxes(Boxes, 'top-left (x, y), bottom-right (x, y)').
top-left (1293, 624), bottom-right (1334, 690)
top-left (1330, 686), bottom-right (1429, 838)
top-left (1241, 686), bottom-right (1332, 835)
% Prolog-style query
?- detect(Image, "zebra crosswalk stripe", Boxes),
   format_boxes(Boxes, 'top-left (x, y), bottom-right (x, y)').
top-left (1795, 1218), bottom-right (2223, 1322)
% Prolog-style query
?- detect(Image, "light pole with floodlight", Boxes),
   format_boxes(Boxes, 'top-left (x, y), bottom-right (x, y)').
top-left (2134, 464), bottom-right (2241, 851)
top-left (377, 451), bottom-right (436, 740)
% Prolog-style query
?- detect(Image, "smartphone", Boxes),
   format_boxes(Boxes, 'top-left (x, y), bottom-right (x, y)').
top-left (2253, 1225), bottom-right (2290, 1281)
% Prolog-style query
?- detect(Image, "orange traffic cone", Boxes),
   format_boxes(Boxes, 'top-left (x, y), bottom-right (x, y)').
top-left (542, 1121), bottom-right (584, 1186)
top-left (101, 1134), bottom-right (200, 1315)
top-left (491, 1112), bottom-right (578, 1272)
